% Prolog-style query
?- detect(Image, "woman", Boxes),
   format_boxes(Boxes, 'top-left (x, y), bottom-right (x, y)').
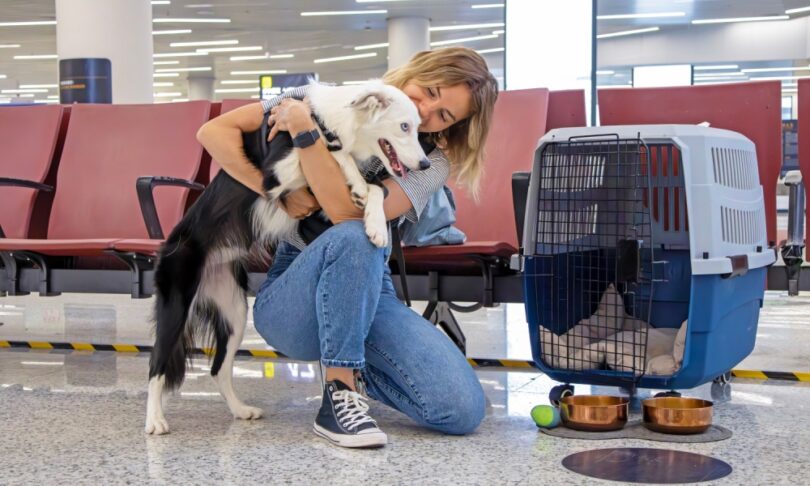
top-left (197, 47), bottom-right (498, 448)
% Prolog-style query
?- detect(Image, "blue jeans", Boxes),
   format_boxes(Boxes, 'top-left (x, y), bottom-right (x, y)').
top-left (253, 221), bottom-right (485, 435)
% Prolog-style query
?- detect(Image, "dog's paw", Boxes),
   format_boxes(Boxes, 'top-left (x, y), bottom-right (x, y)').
top-left (350, 185), bottom-right (369, 209)
top-left (145, 415), bottom-right (170, 435)
top-left (365, 221), bottom-right (388, 248)
top-left (232, 404), bottom-right (264, 420)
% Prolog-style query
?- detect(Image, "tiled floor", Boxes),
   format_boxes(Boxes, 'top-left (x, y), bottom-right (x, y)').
top-left (1, 291), bottom-right (809, 484)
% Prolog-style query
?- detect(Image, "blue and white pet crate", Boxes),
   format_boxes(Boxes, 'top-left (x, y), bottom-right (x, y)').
top-left (521, 125), bottom-right (776, 397)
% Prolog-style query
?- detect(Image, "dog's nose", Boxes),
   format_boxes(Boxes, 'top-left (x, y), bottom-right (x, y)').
top-left (419, 158), bottom-right (431, 170)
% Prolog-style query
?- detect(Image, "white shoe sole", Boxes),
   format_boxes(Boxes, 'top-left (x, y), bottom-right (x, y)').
top-left (313, 423), bottom-right (388, 448)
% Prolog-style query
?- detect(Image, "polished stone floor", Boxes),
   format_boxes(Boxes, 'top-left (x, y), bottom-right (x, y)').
top-left (1, 290), bottom-right (809, 484)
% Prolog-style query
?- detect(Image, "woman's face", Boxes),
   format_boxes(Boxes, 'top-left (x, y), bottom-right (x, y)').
top-left (401, 82), bottom-right (473, 133)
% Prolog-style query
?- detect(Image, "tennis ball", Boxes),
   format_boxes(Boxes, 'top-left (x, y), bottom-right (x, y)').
top-left (531, 404), bottom-right (561, 428)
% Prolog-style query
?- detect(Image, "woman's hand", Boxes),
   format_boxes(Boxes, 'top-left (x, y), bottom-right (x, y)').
top-left (267, 97), bottom-right (316, 142)
top-left (280, 186), bottom-right (321, 219)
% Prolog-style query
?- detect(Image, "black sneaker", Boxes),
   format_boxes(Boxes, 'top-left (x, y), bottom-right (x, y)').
top-left (313, 379), bottom-right (387, 448)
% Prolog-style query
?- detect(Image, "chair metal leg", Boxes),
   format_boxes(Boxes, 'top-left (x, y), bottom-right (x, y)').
top-left (427, 301), bottom-right (466, 355)
top-left (421, 272), bottom-right (467, 354)
top-left (15, 251), bottom-right (57, 296)
top-left (0, 252), bottom-right (27, 296)
top-left (111, 251), bottom-right (154, 299)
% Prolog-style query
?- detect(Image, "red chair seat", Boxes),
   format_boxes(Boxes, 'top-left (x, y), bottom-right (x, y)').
top-left (112, 238), bottom-right (163, 254)
top-left (0, 238), bottom-right (119, 256)
top-left (403, 241), bottom-right (516, 262)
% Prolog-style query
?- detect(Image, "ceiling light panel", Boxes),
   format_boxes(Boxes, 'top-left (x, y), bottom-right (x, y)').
top-left (197, 46), bottom-right (262, 53)
top-left (693, 64), bottom-right (739, 70)
top-left (313, 52), bottom-right (378, 63)
top-left (430, 34), bottom-right (498, 46)
top-left (0, 21), bottom-right (57, 27)
top-left (153, 29), bottom-right (192, 35)
top-left (155, 67), bottom-right (212, 72)
top-left (13, 54), bottom-right (57, 60)
top-left (154, 51), bottom-right (208, 58)
top-left (301, 10), bottom-right (387, 16)
top-left (596, 27), bottom-right (660, 39)
top-left (692, 15), bottom-right (789, 24)
top-left (786, 6), bottom-right (810, 14)
top-left (231, 70), bottom-right (288, 75)
top-left (430, 22), bottom-right (504, 31)
top-left (597, 12), bottom-right (685, 20)
top-left (354, 43), bottom-right (389, 50)
top-left (153, 18), bottom-right (231, 23)
top-left (170, 40), bottom-right (238, 47)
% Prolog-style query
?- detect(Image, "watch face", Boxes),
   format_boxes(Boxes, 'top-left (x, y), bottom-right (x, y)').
top-left (295, 129), bottom-right (318, 148)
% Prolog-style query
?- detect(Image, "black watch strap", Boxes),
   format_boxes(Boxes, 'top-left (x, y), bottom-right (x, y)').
top-left (292, 128), bottom-right (320, 149)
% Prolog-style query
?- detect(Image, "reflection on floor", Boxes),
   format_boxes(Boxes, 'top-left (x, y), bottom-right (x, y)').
top-left (1, 290), bottom-right (808, 484)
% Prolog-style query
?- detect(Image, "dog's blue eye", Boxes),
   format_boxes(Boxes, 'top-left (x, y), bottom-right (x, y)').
top-left (400, 123), bottom-right (410, 132)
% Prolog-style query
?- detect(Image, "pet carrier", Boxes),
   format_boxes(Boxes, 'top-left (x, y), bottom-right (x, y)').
top-left (521, 125), bottom-right (775, 401)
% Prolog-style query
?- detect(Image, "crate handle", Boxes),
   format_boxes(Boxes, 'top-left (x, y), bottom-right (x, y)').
top-left (721, 254), bottom-right (749, 279)
top-left (567, 132), bottom-right (621, 142)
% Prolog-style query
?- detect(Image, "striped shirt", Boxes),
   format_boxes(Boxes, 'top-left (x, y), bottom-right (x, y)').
top-left (261, 85), bottom-right (450, 249)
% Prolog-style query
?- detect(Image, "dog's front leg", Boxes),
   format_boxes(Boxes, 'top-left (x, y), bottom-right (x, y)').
top-left (364, 184), bottom-right (388, 248)
top-left (332, 152), bottom-right (369, 209)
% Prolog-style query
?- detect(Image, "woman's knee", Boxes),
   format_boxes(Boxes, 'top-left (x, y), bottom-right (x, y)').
top-left (323, 220), bottom-right (387, 268)
top-left (424, 378), bottom-right (486, 435)
top-left (326, 220), bottom-right (374, 249)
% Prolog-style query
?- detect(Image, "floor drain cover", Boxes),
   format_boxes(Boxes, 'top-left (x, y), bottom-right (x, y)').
top-left (562, 447), bottom-right (732, 483)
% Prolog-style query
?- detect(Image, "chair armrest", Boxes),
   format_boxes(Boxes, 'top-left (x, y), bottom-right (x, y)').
top-left (0, 177), bottom-right (54, 238)
top-left (136, 176), bottom-right (205, 239)
top-left (0, 177), bottom-right (54, 192)
top-left (511, 172), bottom-right (530, 247)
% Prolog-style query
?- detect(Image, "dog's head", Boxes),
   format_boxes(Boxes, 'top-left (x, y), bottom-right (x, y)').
top-left (348, 82), bottom-right (430, 179)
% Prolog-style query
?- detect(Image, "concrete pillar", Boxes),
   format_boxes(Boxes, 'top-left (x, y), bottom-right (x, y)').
top-left (387, 17), bottom-right (430, 70)
top-left (55, 0), bottom-right (153, 103)
top-left (187, 75), bottom-right (215, 100)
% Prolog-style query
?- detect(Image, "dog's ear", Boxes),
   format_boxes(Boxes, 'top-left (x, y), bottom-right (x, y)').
top-left (350, 91), bottom-right (393, 121)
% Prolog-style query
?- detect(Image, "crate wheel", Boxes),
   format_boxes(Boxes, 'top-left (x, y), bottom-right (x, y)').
top-left (654, 390), bottom-right (682, 398)
top-left (711, 381), bottom-right (733, 401)
top-left (713, 372), bottom-right (732, 385)
top-left (549, 384), bottom-right (574, 407)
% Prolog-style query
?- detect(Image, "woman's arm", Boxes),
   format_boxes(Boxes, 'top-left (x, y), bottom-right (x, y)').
top-left (270, 99), bottom-right (417, 224)
top-left (197, 99), bottom-right (418, 223)
top-left (296, 140), bottom-right (415, 223)
top-left (196, 102), bottom-right (266, 197)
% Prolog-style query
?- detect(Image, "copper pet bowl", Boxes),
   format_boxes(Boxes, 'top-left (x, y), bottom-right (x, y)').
top-left (642, 397), bottom-right (714, 435)
top-left (560, 395), bottom-right (629, 432)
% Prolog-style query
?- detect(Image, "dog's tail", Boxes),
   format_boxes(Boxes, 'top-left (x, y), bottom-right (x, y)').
top-left (149, 235), bottom-right (205, 391)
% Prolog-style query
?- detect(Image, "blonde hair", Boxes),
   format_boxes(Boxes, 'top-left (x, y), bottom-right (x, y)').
top-left (383, 47), bottom-right (498, 198)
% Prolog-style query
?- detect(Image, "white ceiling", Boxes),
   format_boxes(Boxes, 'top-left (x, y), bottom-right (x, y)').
top-left (1, 0), bottom-right (809, 101)
top-left (0, 0), bottom-right (507, 101)
top-left (597, 0), bottom-right (810, 31)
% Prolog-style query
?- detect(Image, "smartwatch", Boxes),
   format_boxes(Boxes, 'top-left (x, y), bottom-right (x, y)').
top-left (292, 128), bottom-right (320, 149)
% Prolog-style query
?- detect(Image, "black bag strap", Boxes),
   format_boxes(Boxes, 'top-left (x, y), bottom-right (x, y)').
top-left (390, 223), bottom-right (411, 307)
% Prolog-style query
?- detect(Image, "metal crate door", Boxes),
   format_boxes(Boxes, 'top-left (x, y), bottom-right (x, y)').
top-left (531, 136), bottom-right (655, 380)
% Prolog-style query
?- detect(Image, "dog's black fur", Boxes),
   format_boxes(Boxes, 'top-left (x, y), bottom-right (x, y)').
top-left (148, 104), bottom-right (432, 393)
top-left (149, 112), bottom-right (294, 390)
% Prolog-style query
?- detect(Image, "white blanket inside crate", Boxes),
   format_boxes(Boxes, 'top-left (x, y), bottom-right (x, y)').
top-left (539, 285), bottom-right (687, 375)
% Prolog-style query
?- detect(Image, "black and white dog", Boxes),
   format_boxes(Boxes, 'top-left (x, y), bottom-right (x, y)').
top-left (145, 81), bottom-right (428, 434)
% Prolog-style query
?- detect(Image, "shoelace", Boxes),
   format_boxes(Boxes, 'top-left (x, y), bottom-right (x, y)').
top-left (332, 390), bottom-right (377, 431)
